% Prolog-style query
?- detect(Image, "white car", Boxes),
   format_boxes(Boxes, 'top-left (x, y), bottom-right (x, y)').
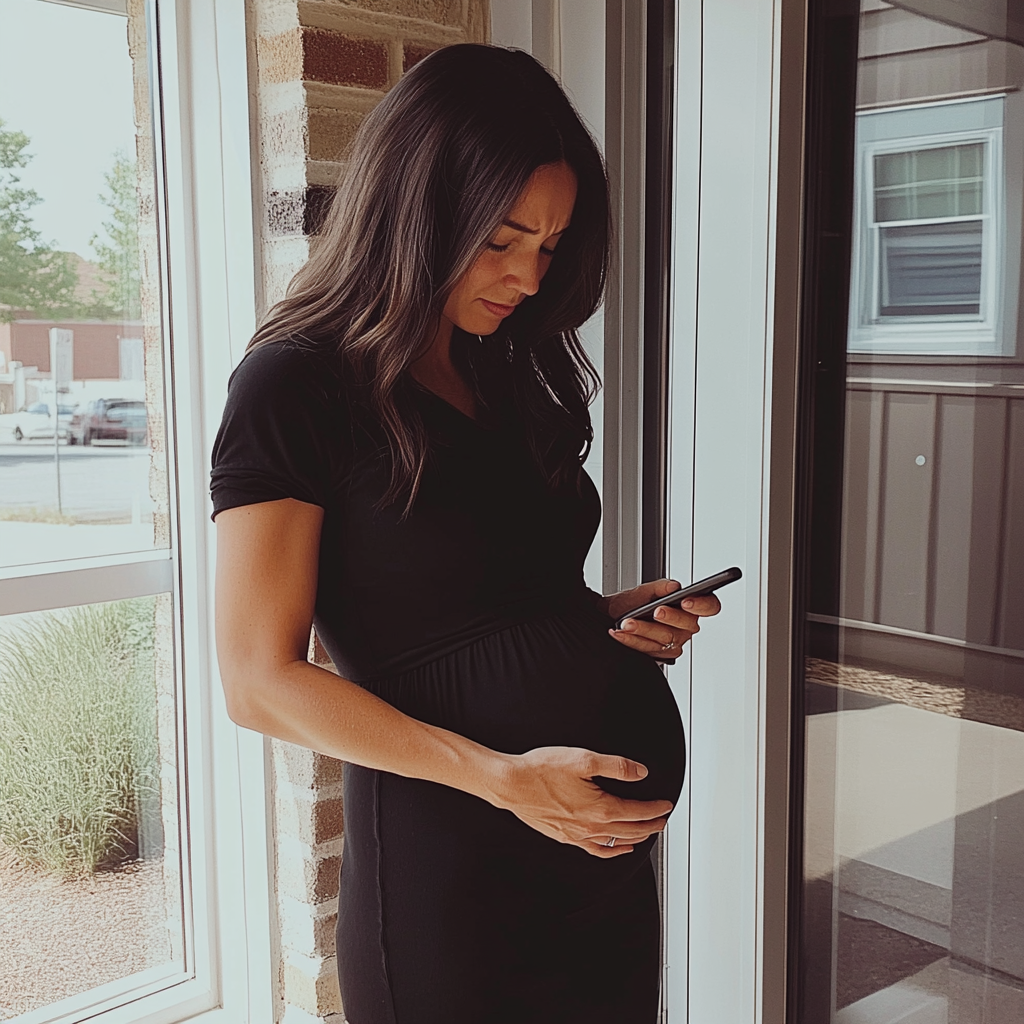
top-left (0, 402), bottom-right (75, 442)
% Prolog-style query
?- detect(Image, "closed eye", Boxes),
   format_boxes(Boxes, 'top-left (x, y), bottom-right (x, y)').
top-left (486, 242), bottom-right (558, 256)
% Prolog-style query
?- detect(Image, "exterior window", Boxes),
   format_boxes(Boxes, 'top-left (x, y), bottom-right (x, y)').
top-left (849, 98), bottom-right (1007, 356)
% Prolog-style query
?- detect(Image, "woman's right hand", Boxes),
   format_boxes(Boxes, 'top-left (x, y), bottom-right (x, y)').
top-left (491, 746), bottom-right (673, 858)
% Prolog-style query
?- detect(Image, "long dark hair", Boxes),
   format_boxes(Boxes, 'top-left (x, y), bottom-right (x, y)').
top-left (249, 44), bottom-right (609, 512)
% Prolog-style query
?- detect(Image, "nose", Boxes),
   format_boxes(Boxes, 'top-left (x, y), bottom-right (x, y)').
top-left (504, 251), bottom-right (544, 297)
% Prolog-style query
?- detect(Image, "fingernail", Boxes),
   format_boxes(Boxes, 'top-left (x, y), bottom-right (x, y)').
top-left (622, 619), bottom-right (636, 631)
top-left (635, 764), bottom-right (648, 779)
top-left (682, 599), bottom-right (694, 609)
top-left (654, 608), bottom-right (666, 619)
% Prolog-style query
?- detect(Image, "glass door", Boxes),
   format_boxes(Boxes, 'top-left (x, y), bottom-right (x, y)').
top-left (793, 2), bottom-right (1024, 1021)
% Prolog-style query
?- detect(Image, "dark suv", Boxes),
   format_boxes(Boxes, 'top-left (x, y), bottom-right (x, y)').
top-left (68, 399), bottom-right (148, 446)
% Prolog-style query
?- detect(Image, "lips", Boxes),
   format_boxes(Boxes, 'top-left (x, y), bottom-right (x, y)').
top-left (480, 299), bottom-right (517, 317)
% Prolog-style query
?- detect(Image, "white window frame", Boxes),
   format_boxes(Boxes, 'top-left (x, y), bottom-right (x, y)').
top-left (0, 1), bottom-right (273, 1022)
top-left (662, 0), bottom-right (802, 1020)
top-left (849, 97), bottom-right (1009, 357)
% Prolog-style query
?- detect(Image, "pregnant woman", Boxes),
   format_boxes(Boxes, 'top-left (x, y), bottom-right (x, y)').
top-left (212, 44), bottom-right (718, 1023)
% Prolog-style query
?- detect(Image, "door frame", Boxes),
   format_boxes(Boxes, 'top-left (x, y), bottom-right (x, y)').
top-left (661, 0), bottom-right (807, 1019)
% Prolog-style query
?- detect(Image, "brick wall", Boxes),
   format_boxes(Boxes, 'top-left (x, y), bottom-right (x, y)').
top-left (251, 0), bottom-right (490, 318)
top-left (248, 4), bottom-right (489, 1020)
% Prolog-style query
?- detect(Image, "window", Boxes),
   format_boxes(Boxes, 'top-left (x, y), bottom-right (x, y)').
top-left (0, 1), bottom-right (268, 1022)
top-left (849, 98), bottom-right (1008, 356)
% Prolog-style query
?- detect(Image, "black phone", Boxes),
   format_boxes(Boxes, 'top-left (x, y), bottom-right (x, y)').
top-left (614, 566), bottom-right (743, 630)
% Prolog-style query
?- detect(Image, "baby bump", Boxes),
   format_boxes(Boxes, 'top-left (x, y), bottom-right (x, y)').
top-left (366, 606), bottom-right (686, 806)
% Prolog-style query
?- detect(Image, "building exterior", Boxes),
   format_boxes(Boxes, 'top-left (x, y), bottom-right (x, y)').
top-left (0, 318), bottom-right (142, 381)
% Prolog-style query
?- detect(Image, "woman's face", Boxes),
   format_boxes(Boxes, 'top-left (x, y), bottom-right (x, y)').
top-left (442, 160), bottom-right (578, 336)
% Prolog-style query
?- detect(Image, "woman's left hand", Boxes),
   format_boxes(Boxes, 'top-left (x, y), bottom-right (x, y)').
top-left (604, 579), bottom-right (721, 660)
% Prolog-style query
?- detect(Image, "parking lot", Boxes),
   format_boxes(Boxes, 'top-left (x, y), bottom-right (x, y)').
top-left (0, 441), bottom-right (160, 521)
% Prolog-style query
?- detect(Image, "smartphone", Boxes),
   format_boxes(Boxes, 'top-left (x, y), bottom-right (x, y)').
top-left (614, 566), bottom-right (743, 630)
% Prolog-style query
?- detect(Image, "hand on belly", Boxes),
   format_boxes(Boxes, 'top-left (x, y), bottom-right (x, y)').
top-left (489, 745), bottom-right (673, 858)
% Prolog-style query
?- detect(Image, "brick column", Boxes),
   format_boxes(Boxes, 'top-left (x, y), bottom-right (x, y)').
top-left (251, 0), bottom-right (489, 317)
top-left (248, 4), bottom-right (488, 1020)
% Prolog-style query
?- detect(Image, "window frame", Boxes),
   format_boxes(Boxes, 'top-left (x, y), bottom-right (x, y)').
top-left (849, 97), bottom-right (1009, 357)
top-left (0, 0), bottom-right (273, 1022)
top-left (662, 0), bottom-right (804, 1020)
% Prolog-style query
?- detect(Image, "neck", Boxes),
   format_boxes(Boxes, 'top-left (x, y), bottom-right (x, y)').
top-left (415, 315), bottom-right (452, 376)
top-left (408, 316), bottom-right (479, 420)
top-left (411, 315), bottom-right (455, 381)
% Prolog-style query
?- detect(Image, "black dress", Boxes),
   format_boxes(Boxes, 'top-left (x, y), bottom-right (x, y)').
top-left (210, 341), bottom-right (686, 1024)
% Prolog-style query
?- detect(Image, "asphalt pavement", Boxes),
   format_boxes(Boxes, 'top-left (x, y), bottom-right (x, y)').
top-left (0, 441), bottom-right (162, 520)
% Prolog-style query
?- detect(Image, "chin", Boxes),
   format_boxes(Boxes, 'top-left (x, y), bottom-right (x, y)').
top-left (458, 317), bottom-right (503, 337)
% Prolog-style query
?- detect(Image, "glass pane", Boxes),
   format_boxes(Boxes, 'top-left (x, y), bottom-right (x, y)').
top-left (0, 0), bottom-right (170, 571)
top-left (879, 221), bottom-right (982, 316)
top-left (874, 144), bottom-right (984, 222)
top-left (798, 3), bottom-right (1024, 1021)
top-left (0, 595), bottom-right (184, 1017)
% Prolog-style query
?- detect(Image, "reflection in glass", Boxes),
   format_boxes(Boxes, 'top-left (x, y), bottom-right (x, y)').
top-left (874, 143), bottom-right (984, 222)
top-left (0, 0), bottom-right (169, 571)
top-left (0, 596), bottom-right (183, 1018)
top-left (799, 2), bottom-right (1024, 1022)
top-left (879, 221), bottom-right (983, 315)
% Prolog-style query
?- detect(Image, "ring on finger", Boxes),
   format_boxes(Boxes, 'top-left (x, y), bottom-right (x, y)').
top-left (604, 836), bottom-right (616, 848)
top-left (660, 638), bottom-right (676, 651)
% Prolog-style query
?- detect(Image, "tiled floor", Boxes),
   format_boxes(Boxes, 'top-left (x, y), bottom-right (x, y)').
top-left (836, 957), bottom-right (1024, 1024)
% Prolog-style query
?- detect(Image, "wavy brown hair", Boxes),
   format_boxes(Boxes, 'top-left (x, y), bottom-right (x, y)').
top-left (249, 43), bottom-right (609, 512)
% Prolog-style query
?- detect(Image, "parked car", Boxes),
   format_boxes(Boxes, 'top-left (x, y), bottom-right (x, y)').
top-left (0, 402), bottom-right (75, 441)
top-left (68, 399), bottom-right (148, 446)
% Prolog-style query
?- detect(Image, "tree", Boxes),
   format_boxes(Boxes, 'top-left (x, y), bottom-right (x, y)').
top-left (0, 117), bottom-right (79, 321)
top-left (86, 152), bottom-right (141, 321)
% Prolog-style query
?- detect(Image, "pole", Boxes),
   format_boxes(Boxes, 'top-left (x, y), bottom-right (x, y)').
top-left (49, 328), bottom-right (73, 516)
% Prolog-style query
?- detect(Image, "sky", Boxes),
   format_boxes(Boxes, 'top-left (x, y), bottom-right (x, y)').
top-left (0, 0), bottom-right (138, 259)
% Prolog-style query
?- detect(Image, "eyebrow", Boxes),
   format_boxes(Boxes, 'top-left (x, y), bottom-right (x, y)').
top-left (502, 218), bottom-right (570, 236)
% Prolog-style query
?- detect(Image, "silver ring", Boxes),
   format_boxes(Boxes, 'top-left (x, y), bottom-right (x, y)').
top-left (605, 836), bottom-right (616, 848)
top-left (661, 639), bottom-right (676, 651)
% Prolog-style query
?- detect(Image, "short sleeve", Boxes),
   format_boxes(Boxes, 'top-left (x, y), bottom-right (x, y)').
top-left (210, 341), bottom-right (344, 518)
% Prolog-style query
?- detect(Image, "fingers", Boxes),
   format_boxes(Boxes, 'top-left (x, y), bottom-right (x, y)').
top-left (682, 593), bottom-right (722, 617)
top-left (650, 582), bottom-right (719, 618)
top-left (584, 752), bottom-right (649, 783)
top-left (650, 578), bottom-right (682, 597)
top-left (597, 816), bottom-right (670, 841)
top-left (578, 839), bottom-right (635, 858)
top-left (606, 584), bottom-right (722, 659)
top-left (609, 615), bottom-right (695, 656)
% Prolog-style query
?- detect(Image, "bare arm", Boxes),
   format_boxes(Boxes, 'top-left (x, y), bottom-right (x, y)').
top-left (214, 498), bottom-right (672, 857)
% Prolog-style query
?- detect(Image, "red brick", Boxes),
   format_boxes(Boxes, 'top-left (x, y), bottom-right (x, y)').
top-left (312, 797), bottom-right (345, 844)
top-left (403, 44), bottom-right (436, 73)
top-left (302, 29), bottom-right (388, 90)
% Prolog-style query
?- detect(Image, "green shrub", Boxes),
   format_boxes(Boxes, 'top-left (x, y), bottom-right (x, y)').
top-left (0, 597), bottom-right (160, 876)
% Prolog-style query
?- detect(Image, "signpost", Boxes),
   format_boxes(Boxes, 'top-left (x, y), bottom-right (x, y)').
top-left (49, 328), bottom-right (73, 515)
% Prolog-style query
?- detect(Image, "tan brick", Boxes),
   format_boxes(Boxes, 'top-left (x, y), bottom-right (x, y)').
top-left (275, 740), bottom-right (345, 789)
top-left (262, 107), bottom-right (309, 164)
top-left (308, 107), bottom-right (365, 162)
top-left (282, 953), bottom-right (343, 1016)
top-left (258, 28), bottom-right (304, 84)
top-left (277, 788), bottom-right (345, 845)
top-left (278, 849), bottom-right (342, 904)
top-left (279, 893), bottom-right (339, 957)
top-left (303, 28), bottom-right (388, 89)
top-left (320, 0), bottom-right (462, 25)
top-left (262, 235), bottom-right (310, 309)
